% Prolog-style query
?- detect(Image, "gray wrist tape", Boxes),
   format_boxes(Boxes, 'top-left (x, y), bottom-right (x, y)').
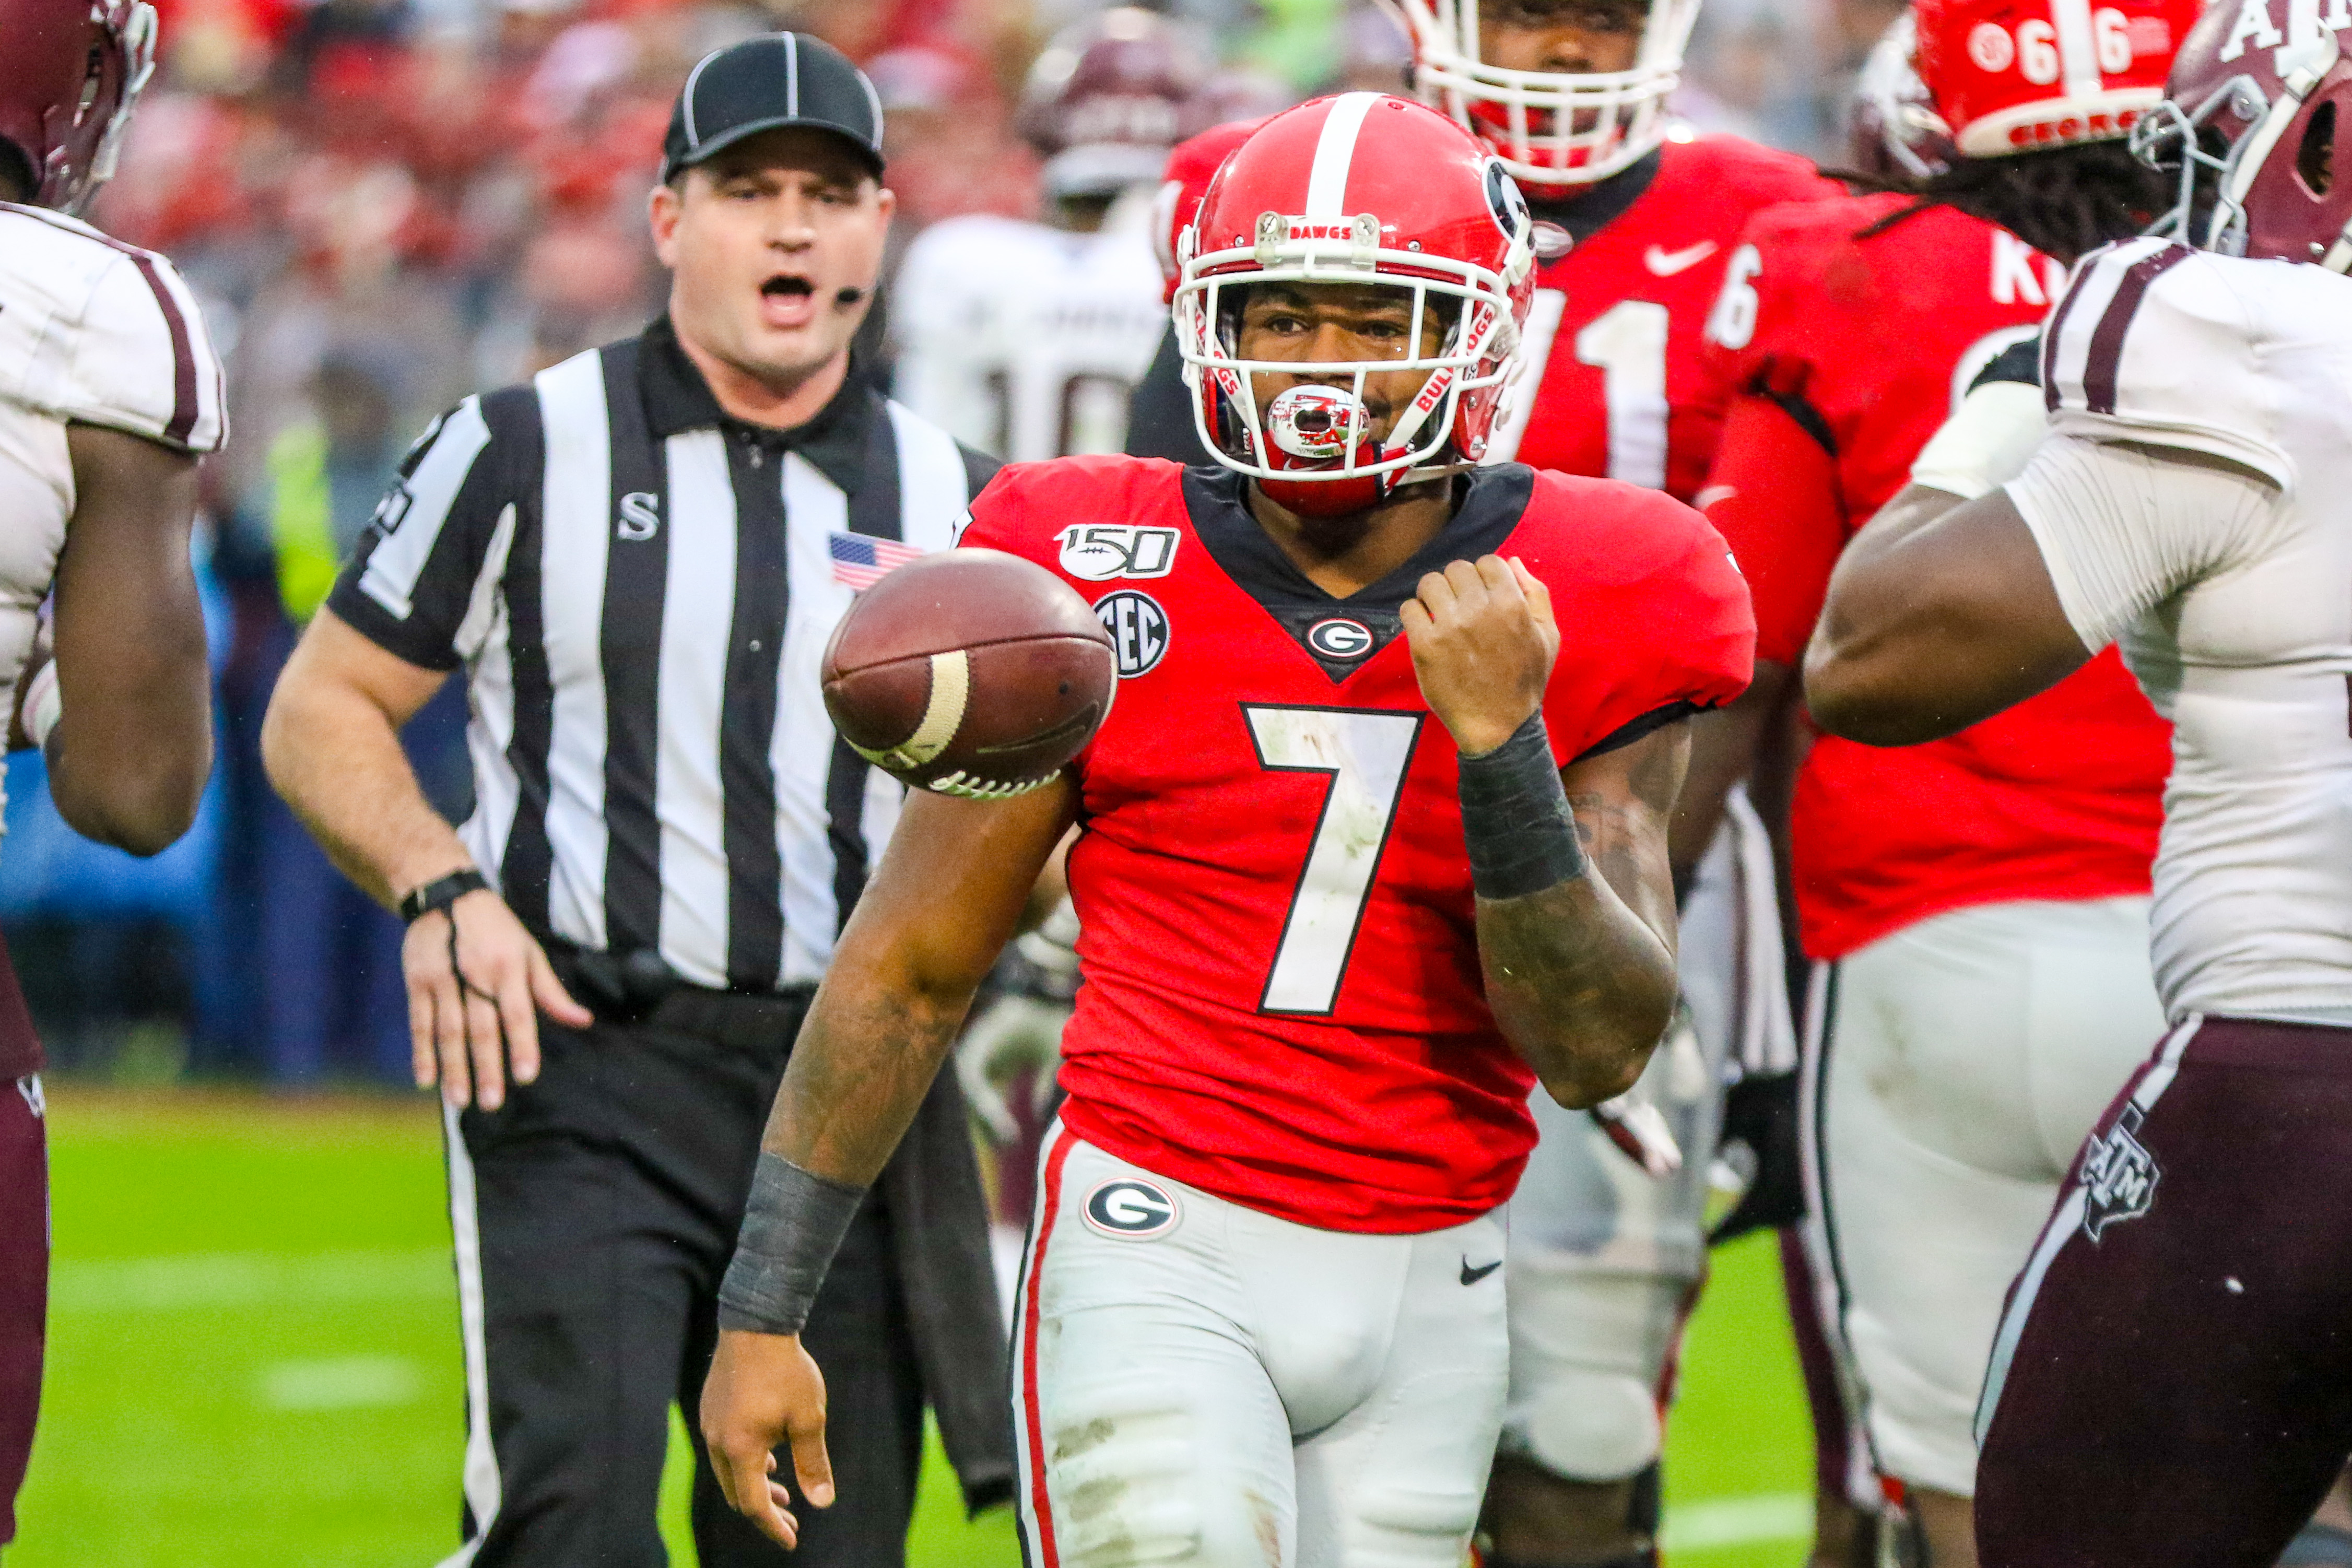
top-left (717, 1152), bottom-right (867, 1336)
top-left (1459, 713), bottom-right (1586, 900)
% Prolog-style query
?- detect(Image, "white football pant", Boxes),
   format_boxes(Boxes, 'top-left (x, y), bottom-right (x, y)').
top-left (1797, 894), bottom-right (2164, 1497)
top-left (1501, 789), bottom-right (1794, 1481)
top-left (1014, 1126), bottom-right (1509, 1567)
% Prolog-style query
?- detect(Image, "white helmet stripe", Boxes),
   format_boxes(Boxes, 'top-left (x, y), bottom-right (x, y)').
top-left (1306, 92), bottom-right (1382, 219)
top-left (2052, 0), bottom-right (2103, 98)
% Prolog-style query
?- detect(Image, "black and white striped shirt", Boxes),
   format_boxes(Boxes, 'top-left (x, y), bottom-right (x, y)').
top-left (328, 317), bottom-right (996, 991)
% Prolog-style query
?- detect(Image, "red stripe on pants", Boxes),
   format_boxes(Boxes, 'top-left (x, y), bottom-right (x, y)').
top-left (1019, 1132), bottom-right (1075, 1567)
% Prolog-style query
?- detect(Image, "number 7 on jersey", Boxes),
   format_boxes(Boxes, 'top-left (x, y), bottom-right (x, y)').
top-left (1243, 706), bottom-right (1424, 1015)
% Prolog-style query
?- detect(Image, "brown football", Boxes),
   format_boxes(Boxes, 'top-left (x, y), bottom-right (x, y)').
top-left (821, 550), bottom-right (1116, 798)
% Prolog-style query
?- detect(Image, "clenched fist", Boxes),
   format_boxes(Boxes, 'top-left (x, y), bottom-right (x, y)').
top-left (1401, 555), bottom-right (1559, 756)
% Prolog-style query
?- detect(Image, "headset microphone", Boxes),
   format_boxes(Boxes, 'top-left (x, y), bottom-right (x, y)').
top-left (836, 286), bottom-right (867, 305)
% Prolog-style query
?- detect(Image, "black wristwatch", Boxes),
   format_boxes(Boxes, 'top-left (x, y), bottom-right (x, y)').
top-left (399, 869), bottom-right (490, 924)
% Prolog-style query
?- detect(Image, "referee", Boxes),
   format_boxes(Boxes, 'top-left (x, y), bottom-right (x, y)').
top-left (261, 34), bottom-right (1010, 1567)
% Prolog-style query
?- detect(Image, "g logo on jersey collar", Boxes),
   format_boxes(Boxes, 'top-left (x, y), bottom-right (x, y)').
top-left (1305, 617), bottom-right (1375, 661)
top-left (1082, 1177), bottom-right (1180, 1240)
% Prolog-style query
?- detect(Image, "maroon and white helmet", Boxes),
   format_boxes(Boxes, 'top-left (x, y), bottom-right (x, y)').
top-left (2132, 0), bottom-right (2352, 267)
top-left (0, 0), bottom-right (158, 211)
top-left (1019, 7), bottom-right (1206, 201)
top-left (1850, 14), bottom-right (1953, 181)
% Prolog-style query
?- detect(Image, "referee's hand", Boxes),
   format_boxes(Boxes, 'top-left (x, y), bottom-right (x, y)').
top-left (701, 1327), bottom-right (835, 1548)
top-left (403, 889), bottom-right (592, 1111)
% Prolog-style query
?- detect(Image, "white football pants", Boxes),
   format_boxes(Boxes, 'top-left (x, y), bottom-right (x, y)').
top-left (1502, 789), bottom-right (1795, 1481)
top-left (1013, 1126), bottom-right (1509, 1568)
top-left (1799, 894), bottom-right (2164, 1497)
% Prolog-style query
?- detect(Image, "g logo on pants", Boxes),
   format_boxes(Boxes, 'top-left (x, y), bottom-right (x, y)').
top-left (1083, 1178), bottom-right (1179, 1240)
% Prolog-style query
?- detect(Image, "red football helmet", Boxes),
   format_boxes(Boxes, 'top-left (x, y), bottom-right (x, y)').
top-left (1174, 93), bottom-right (1535, 516)
top-left (1851, 15), bottom-right (1954, 180)
top-left (0, 0), bottom-right (158, 210)
top-left (2133, 2), bottom-right (2352, 267)
top-left (1019, 7), bottom-right (1206, 202)
top-left (1914, 0), bottom-right (2199, 157)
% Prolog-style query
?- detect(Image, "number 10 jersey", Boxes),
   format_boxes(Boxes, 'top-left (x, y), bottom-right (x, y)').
top-left (959, 456), bottom-right (1753, 1233)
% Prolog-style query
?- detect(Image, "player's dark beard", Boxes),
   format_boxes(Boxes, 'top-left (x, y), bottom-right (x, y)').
top-left (1291, 508), bottom-right (1383, 555)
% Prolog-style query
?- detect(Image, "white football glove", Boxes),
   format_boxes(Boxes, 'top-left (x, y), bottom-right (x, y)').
top-left (1590, 1092), bottom-right (1683, 1180)
top-left (955, 897), bottom-right (1080, 1146)
top-left (956, 993), bottom-right (1072, 1146)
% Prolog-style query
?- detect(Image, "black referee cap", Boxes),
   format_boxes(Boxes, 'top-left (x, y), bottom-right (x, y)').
top-left (662, 33), bottom-right (886, 184)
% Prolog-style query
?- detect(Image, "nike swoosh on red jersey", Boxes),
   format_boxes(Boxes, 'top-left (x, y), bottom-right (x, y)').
top-left (1644, 241), bottom-right (1720, 277)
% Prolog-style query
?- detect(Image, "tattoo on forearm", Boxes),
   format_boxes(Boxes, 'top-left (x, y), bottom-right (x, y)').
top-left (1476, 877), bottom-right (1668, 1099)
top-left (762, 983), bottom-right (966, 1185)
top-left (1568, 792), bottom-right (1674, 951)
top-left (1472, 728), bottom-right (1688, 1100)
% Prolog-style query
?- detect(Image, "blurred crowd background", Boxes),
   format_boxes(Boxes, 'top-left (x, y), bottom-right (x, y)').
top-left (22, 0), bottom-right (1900, 1086)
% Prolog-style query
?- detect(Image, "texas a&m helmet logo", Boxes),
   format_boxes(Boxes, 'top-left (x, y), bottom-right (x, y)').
top-left (2079, 1105), bottom-right (2160, 1241)
top-left (1059, 524), bottom-right (1180, 581)
top-left (1083, 1177), bottom-right (1180, 1239)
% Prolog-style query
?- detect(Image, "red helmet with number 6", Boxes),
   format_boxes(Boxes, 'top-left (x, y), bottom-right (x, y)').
top-left (1914, 0), bottom-right (2198, 157)
top-left (1174, 93), bottom-right (1535, 517)
top-left (2131, 0), bottom-right (2352, 267)
top-left (0, 0), bottom-right (158, 211)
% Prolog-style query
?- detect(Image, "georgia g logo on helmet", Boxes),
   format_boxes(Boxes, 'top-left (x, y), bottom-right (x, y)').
top-left (1484, 158), bottom-right (1531, 245)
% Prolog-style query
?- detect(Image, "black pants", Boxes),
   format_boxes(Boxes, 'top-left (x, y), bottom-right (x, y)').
top-left (443, 988), bottom-right (923, 1567)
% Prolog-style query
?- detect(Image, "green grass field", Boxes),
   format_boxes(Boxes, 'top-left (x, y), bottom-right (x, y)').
top-left (8, 1087), bottom-right (1816, 1565)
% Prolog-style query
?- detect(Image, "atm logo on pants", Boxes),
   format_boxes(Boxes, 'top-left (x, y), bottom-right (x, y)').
top-left (1083, 1178), bottom-right (1179, 1240)
top-left (2080, 1106), bottom-right (2160, 1242)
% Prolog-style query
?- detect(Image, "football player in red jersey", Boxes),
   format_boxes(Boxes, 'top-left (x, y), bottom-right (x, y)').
top-left (1132, 11), bottom-right (1833, 1565)
top-left (700, 96), bottom-right (1751, 1567)
top-left (1684, 2), bottom-right (2193, 1563)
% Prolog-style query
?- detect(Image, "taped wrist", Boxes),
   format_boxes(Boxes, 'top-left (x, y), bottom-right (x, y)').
top-left (1458, 714), bottom-right (1585, 900)
top-left (717, 1152), bottom-right (866, 1336)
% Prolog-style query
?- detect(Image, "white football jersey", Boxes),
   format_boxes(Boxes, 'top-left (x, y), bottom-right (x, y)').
top-left (891, 193), bottom-right (1167, 463)
top-left (2018, 237), bottom-right (2352, 1026)
top-left (0, 203), bottom-right (227, 706)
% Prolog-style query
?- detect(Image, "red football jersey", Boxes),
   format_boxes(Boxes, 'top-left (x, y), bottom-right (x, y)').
top-left (1495, 136), bottom-right (1837, 503)
top-left (960, 456), bottom-right (1752, 1232)
top-left (1701, 194), bottom-right (2170, 960)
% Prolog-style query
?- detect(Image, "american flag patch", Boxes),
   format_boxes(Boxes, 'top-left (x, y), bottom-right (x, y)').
top-left (829, 532), bottom-right (925, 591)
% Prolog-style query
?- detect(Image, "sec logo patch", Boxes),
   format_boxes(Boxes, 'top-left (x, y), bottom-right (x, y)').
top-left (1093, 590), bottom-right (1170, 677)
top-left (1083, 1178), bottom-right (1180, 1239)
top-left (1306, 618), bottom-right (1374, 661)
